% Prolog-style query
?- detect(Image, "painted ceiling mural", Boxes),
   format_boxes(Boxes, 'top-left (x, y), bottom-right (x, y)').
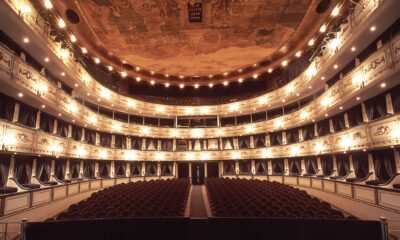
top-left (78, 0), bottom-right (312, 76)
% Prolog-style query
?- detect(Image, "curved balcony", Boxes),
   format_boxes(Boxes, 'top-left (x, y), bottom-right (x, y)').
top-left (1, 112), bottom-right (399, 161)
top-left (1, 34), bottom-right (399, 138)
top-left (0, 0), bottom-right (398, 117)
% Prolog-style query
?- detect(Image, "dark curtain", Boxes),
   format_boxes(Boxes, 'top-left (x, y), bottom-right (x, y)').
top-left (238, 136), bottom-right (250, 149)
top-left (223, 161), bottom-right (235, 174)
top-left (272, 159), bottom-right (284, 174)
top-left (286, 129), bottom-right (299, 144)
top-left (161, 162), bottom-right (173, 175)
top-left (289, 158), bottom-right (301, 174)
top-left (99, 162), bottom-right (110, 177)
top-left (36, 158), bottom-right (51, 182)
top-left (39, 113), bottom-right (54, 133)
top-left (146, 162), bottom-right (157, 175)
top-left (222, 138), bottom-right (234, 149)
top-left (270, 132), bottom-right (282, 146)
top-left (0, 155), bottom-right (11, 187)
top-left (100, 133), bottom-right (111, 147)
top-left (0, 95), bottom-right (15, 121)
top-left (146, 139), bottom-right (158, 150)
top-left (69, 160), bottom-right (81, 179)
top-left (391, 85), bottom-right (400, 113)
top-left (18, 104), bottom-right (37, 128)
top-left (365, 95), bottom-right (387, 121)
top-left (333, 114), bottom-right (345, 132)
top-left (161, 139), bottom-right (173, 151)
top-left (130, 162), bottom-right (142, 176)
top-left (57, 120), bottom-right (69, 138)
top-left (131, 137), bottom-right (142, 150)
top-left (239, 161), bottom-right (251, 174)
top-left (115, 135), bottom-right (127, 149)
top-left (317, 119), bottom-right (330, 136)
top-left (320, 155), bottom-right (333, 175)
top-left (372, 150), bottom-right (396, 181)
top-left (302, 124), bottom-right (315, 141)
top-left (253, 134), bottom-right (265, 148)
top-left (72, 126), bottom-right (82, 141)
top-left (335, 155), bottom-right (350, 176)
top-left (55, 159), bottom-right (67, 180)
top-left (83, 161), bottom-right (95, 178)
top-left (255, 160), bottom-right (268, 175)
top-left (115, 161), bottom-right (126, 176)
top-left (85, 129), bottom-right (96, 145)
top-left (347, 105), bottom-right (363, 127)
top-left (305, 157), bottom-right (317, 174)
top-left (13, 157), bottom-right (33, 184)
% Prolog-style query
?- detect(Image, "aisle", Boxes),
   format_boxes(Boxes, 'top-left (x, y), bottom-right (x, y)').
top-left (189, 185), bottom-right (208, 218)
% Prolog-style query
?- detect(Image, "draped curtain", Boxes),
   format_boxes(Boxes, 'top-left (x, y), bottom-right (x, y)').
top-left (0, 155), bottom-right (11, 187)
top-left (302, 124), bottom-right (315, 141)
top-left (115, 135), bottom-right (127, 149)
top-left (100, 133), bottom-right (111, 147)
top-left (348, 105), bottom-right (363, 127)
top-left (255, 160), bottom-right (267, 175)
top-left (317, 120), bottom-right (330, 136)
top-left (305, 157), bottom-right (317, 174)
top-left (289, 158), bottom-right (301, 174)
top-left (85, 130), bottom-right (96, 145)
top-left (365, 95), bottom-right (387, 121)
top-left (115, 161), bottom-right (126, 176)
top-left (14, 157), bottom-right (33, 184)
top-left (335, 155), bottom-right (350, 176)
top-left (333, 114), bottom-right (345, 132)
top-left (286, 129), bottom-right (299, 144)
top-left (238, 136), bottom-right (250, 149)
top-left (146, 162), bottom-right (157, 175)
top-left (72, 126), bottom-right (82, 141)
top-left (131, 137), bottom-right (142, 150)
top-left (69, 160), bottom-right (81, 178)
top-left (130, 162), bottom-right (142, 176)
top-left (146, 139), bottom-right (157, 150)
top-left (391, 86), bottom-right (400, 113)
top-left (352, 152), bottom-right (369, 178)
top-left (223, 138), bottom-right (234, 150)
top-left (320, 155), bottom-right (333, 175)
top-left (372, 150), bottom-right (396, 181)
top-left (270, 132), bottom-right (282, 146)
top-left (253, 134), bottom-right (265, 148)
top-left (57, 120), bottom-right (69, 138)
top-left (84, 161), bottom-right (95, 178)
top-left (239, 161), bottom-right (251, 174)
top-left (18, 105), bottom-right (37, 128)
top-left (161, 139), bottom-right (173, 151)
top-left (39, 113), bottom-right (54, 133)
top-left (55, 159), bottom-right (66, 180)
top-left (272, 159), bottom-right (284, 174)
top-left (99, 162), bottom-right (110, 177)
top-left (223, 161), bottom-right (235, 174)
top-left (36, 158), bottom-right (51, 182)
top-left (161, 162), bottom-right (173, 175)
top-left (0, 96), bottom-right (15, 121)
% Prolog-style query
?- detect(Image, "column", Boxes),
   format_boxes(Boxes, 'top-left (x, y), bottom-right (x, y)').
top-left (204, 162), bottom-right (208, 178)
top-left (173, 139), bottom-right (176, 151)
top-left (368, 153), bottom-right (375, 176)
top-left (126, 137), bottom-right (131, 149)
top-left (65, 160), bottom-right (70, 175)
top-left (267, 160), bottom-right (272, 175)
top-left (344, 113), bottom-right (350, 128)
top-left (142, 139), bottom-right (146, 150)
top-left (157, 140), bottom-right (162, 151)
top-left (111, 161), bottom-right (115, 177)
top-left (68, 124), bottom-right (72, 138)
top-left (95, 162), bottom-right (99, 177)
top-left (141, 162), bottom-right (146, 176)
top-left (126, 162), bottom-right (130, 177)
top-left (349, 155), bottom-right (355, 173)
top-left (282, 132), bottom-right (287, 145)
top-left (300, 158), bottom-right (305, 175)
top-left (314, 123), bottom-right (318, 137)
top-left (251, 160), bottom-right (255, 175)
top-left (12, 103), bottom-right (19, 123)
top-left (361, 103), bottom-right (369, 122)
top-left (219, 161), bottom-right (223, 177)
top-left (332, 155), bottom-right (338, 174)
top-left (266, 134), bottom-right (270, 146)
top-left (386, 93), bottom-right (394, 114)
top-left (32, 158), bottom-right (37, 176)
top-left (51, 159), bottom-right (55, 177)
top-left (79, 161), bottom-right (84, 176)
top-left (173, 162), bottom-right (177, 178)
top-left (111, 135), bottom-right (116, 148)
top-left (189, 163), bottom-right (192, 181)
top-left (53, 119), bottom-right (58, 134)
top-left (317, 157), bottom-right (322, 174)
top-left (81, 128), bottom-right (85, 142)
top-left (95, 133), bottom-right (100, 146)
top-left (329, 119), bottom-right (334, 133)
top-left (394, 149), bottom-right (400, 174)
top-left (298, 129), bottom-right (303, 142)
top-left (284, 158), bottom-right (289, 175)
top-left (157, 162), bottom-right (161, 177)
top-left (233, 138), bottom-right (239, 150)
top-left (7, 156), bottom-right (15, 186)
top-left (35, 111), bottom-right (41, 130)
top-left (250, 136), bottom-right (254, 148)
top-left (235, 161), bottom-right (239, 175)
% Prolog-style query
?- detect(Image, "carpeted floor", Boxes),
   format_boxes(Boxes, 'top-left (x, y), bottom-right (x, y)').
top-left (189, 185), bottom-right (208, 218)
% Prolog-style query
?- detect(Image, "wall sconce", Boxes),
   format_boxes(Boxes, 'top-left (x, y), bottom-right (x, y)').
top-left (88, 115), bottom-right (97, 125)
top-left (321, 96), bottom-right (333, 108)
top-left (200, 107), bottom-right (209, 114)
top-left (100, 88), bottom-right (111, 99)
top-left (185, 108), bottom-right (194, 115)
top-left (1, 134), bottom-right (16, 151)
top-left (51, 144), bottom-right (62, 156)
top-left (340, 136), bottom-right (352, 150)
top-left (258, 96), bottom-right (268, 105)
top-left (352, 72), bottom-right (365, 88)
top-left (392, 124), bottom-right (400, 143)
top-left (275, 119), bottom-right (284, 128)
top-left (290, 146), bottom-right (300, 156)
top-left (314, 142), bottom-right (324, 154)
top-left (201, 152), bottom-right (210, 160)
top-left (128, 100), bottom-right (136, 108)
top-left (285, 85), bottom-right (294, 95)
top-left (112, 124), bottom-right (122, 131)
top-left (67, 102), bottom-right (78, 114)
top-left (231, 151), bottom-right (241, 159)
top-left (99, 150), bottom-right (107, 159)
top-left (229, 104), bottom-right (239, 112)
top-left (328, 37), bottom-right (341, 52)
top-left (186, 152), bottom-right (195, 160)
top-left (246, 125), bottom-right (255, 134)
top-left (306, 64), bottom-right (317, 78)
top-left (141, 128), bottom-right (150, 135)
top-left (191, 129), bottom-right (203, 138)
top-left (125, 151), bottom-right (136, 160)
top-left (76, 147), bottom-right (87, 157)
top-left (261, 149), bottom-right (271, 158)
top-left (300, 111), bottom-right (309, 120)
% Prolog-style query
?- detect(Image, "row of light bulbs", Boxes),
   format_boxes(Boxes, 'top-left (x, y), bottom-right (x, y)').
top-left (27, 0), bottom-right (346, 89)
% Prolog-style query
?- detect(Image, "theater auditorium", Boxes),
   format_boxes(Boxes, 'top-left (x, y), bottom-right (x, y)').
top-left (0, 0), bottom-right (399, 239)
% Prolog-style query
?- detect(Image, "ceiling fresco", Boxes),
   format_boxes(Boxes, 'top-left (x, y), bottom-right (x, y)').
top-left (77, 0), bottom-right (313, 76)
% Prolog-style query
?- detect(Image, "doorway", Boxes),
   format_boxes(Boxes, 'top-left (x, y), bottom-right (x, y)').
top-left (191, 162), bottom-right (205, 185)
top-left (177, 162), bottom-right (189, 179)
top-left (207, 162), bottom-right (219, 178)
